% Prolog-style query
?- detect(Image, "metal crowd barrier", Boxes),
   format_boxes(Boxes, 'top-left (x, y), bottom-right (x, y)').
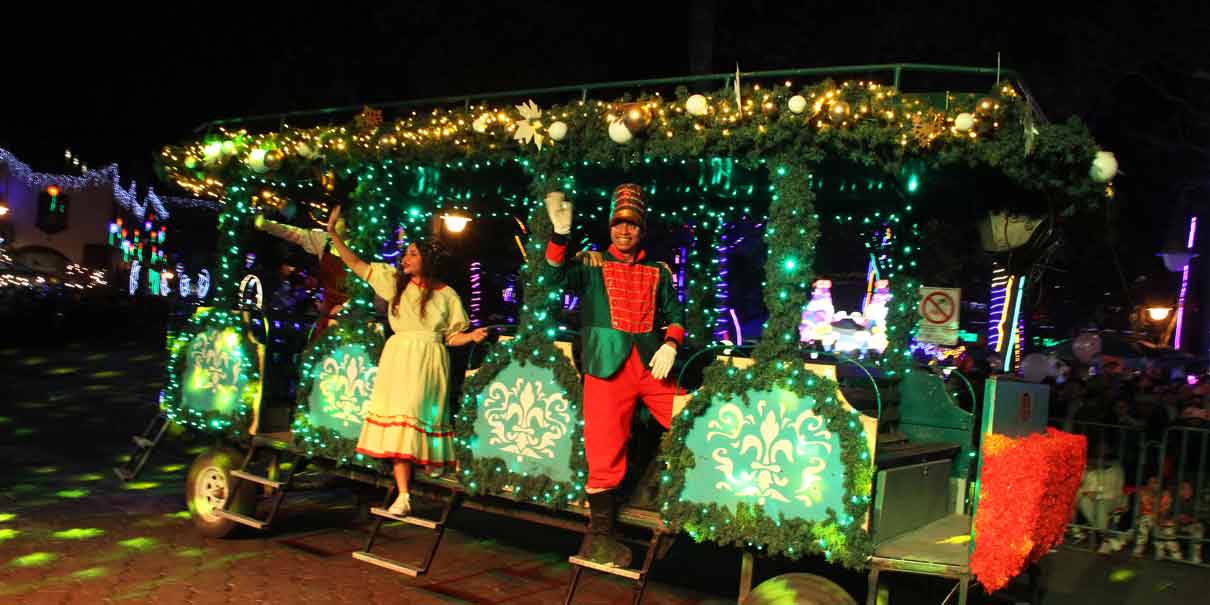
top-left (1050, 418), bottom-right (1209, 566)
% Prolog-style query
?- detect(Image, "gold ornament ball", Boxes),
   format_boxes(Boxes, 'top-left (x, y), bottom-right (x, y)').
top-left (548, 121), bottom-right (568, 141)
top-left (976, 97), bottom-right (999, 116)
top-left (622, 105), bottom-right (651, 134)
top-left (829, 100), bottom-right (851, 123)
top-left (264, 149), bottom-right (283, 170)
top-left (787, 95), bottom-right (808, 114)
top-left (184, 156), bottom-right (198, 169)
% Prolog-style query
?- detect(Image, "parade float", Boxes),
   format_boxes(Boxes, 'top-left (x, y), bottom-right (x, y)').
top-left (122, 63), bottom-right (1102, 604)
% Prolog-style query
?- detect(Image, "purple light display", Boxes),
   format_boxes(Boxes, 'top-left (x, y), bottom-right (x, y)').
top-left (1175, 216), bottom-right (1197, 350)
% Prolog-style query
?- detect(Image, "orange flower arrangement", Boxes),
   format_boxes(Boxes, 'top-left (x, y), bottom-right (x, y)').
top-left (970, 428), bottom-right (1086, 592)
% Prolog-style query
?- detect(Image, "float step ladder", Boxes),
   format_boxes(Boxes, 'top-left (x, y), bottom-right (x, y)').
top-left (212, 435), bottom-right (307, 530)
top-left (565, 529), bottom-right (673, 605)
top-left (113, 411), bottom-right (170, 482)
top-left (352, 489), bottom-right (456, 576)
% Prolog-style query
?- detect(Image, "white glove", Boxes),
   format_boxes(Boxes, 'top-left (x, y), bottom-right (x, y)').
top-left (649, 342), bottom-right (677, 381)
top-left (544, 191), bottom-right (573, 235)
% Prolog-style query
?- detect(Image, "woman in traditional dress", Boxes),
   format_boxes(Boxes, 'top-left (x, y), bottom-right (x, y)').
top-left (326, 206), bottom-right (487, 516)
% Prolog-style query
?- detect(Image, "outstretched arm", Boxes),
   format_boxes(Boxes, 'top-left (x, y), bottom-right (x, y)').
top-left (256, 215), bottom-right (328, 256)
top-left (447, 328), bottom-right (489, 347)
top-left (326, 206), bottom-right (370, 280)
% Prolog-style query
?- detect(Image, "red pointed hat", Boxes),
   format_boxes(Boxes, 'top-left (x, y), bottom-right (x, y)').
top-left (610, 183), bottom-right (646, 229)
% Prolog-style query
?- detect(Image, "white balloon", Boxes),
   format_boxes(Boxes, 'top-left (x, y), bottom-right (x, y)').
top-left (686, 94), bottom-right (709, 116)
top-left (1090, 150), bottom-right (1118, 182)
top-left (1073, 332), bottom-right (1102, 364)
top-left (608, 119), bottom-right (633, 144)
top-left (548, 121), bottom-right (567, 141)
top-left (955, 112), bottom-right (975, 132)
top-left (788, 95), bottom-right (808, 114)
top-left (1021, 353), bottom-right (1050, 383)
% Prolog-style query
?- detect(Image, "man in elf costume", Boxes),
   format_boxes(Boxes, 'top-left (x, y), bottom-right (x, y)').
top-left (544, 183), bottom-right (686, 568)
top-left (254, 214), bottom-right (349, 342)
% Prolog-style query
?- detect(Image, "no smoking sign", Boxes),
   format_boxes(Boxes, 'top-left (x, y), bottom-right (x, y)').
top-left (917, 287), bottom-right (961, 345)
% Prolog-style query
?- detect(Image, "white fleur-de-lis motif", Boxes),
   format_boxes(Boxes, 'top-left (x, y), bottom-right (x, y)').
top-left (482, 377), bottom-right (571, 462)
top-left (188, 330), bottom-right (238, 390)
top-left (317, 353), bottom-right (376, 426)
top-left (706, 397), bottom-right (835, 507)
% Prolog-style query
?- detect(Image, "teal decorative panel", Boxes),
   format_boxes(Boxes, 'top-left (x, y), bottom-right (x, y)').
top-left (470, 361), bottom-right (575, 483)
top-left (306, 344), bottom-right (378, 440)
top-left (180, 327), bottom-right (250, 416)
top-left (680, 387), bottom-right (848, 523)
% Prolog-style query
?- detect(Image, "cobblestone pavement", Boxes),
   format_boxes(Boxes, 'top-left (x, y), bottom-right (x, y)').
top-left (2, 342), bottom-right (1208, 605)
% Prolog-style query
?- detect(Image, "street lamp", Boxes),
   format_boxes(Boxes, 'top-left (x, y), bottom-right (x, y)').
top-left (1147, 306), bottom-right (1172, 321)
top-left (441, 213), bottom-right (471, 233)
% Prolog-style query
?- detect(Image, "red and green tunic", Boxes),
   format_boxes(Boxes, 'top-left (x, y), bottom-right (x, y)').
top-left (544, 237), bottom-right (685, 378)
top-left (545, 235), bottom-right (687, 490)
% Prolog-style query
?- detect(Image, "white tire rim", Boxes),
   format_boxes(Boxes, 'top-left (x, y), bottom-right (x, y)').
top-left (194, 465), bottom-right (229, 523)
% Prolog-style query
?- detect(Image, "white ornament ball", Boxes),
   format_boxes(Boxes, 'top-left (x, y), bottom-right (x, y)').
top-left (246, 149), bottom-right (268, 173)
top-left (472, 115), bottom-right (489, 134)
top-left (788, 95), bottom-right (808, 114)
top-left (686, 94), bottom-right (709, 116)
top-left (548, 121), bottom-right (568, 141)
top-left (1090, 150), bottom-right (1118, 183)
top-left (955, 112), bottom-right (975, 132)
top-left (608, 119), bottom-right (633, 144)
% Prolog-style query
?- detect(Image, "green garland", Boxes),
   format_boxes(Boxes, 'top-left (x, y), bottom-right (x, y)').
top-left (162, 79), bottom-right (1107, 219)
top-left (290, 317), bottom-right (386, 463)
top-left (160, 306), bottom-right (261, 441)
top-left (656, 161), bottom-right (875, 568)
top-left (656, 359), bottom-right (875, 568)
top-left (453, 198), bottom-right (589, 507)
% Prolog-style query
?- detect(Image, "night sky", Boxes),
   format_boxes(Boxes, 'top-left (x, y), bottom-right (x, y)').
top-left (3, 1), bottom-right (1208, 309)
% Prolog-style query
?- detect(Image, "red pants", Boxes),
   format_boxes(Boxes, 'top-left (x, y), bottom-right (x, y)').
top-left (584, 347), bottom-right (681, 490)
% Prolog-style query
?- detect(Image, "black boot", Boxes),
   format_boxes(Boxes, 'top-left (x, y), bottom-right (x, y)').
top-left (578, 490), bottom-right (632, 568)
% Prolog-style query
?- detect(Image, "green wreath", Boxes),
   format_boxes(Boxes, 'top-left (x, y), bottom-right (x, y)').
top-left (161, 306), bottom-right (262, 441)
top-left (291, 317), bottom-right (386, 464)
top-left (453, 198), bottom-right (590, 507)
